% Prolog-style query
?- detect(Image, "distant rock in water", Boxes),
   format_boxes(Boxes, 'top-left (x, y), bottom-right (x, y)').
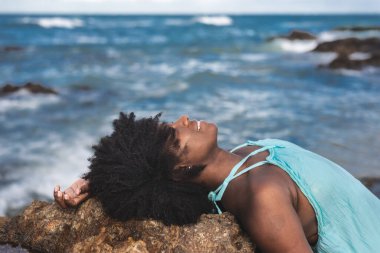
top-left (333, 26), bottom-right (380, 32)
top-left (0, 82), bottom-right (58, 96)
top-left (313, 37), bottom-right (380, 55)
top-left (268, 30), bottom-right (316, 41)
top-left (360, 177), bottom-right (380, 197)
top-left (322, 53), bottom-right (380, 70)
top-left (314, 37), bottom-right (380, 70)
top-left (0, 199), bottom-right (254, 253)
top-left (1, 46), bottom-right (23, 52)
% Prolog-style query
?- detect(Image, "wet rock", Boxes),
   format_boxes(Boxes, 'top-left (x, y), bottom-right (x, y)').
top-left (0, 82), bottom-right (58, 96)
top-left (1, 46), bottom-right (23, 52)
top-left (333, 26), bottom-right (380, 32)
top-left (320, 53), bottom-right (380, 70)
top-left (268, 30), bottom-right (316, 41)
top-left (360, 177), bottom-right (380, 198)
top-left (0, 199), bottom-right (254, 253)
top-left (313, 37), bottom-right (380, 55)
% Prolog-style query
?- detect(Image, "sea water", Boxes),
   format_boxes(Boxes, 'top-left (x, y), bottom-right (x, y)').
top-left (0, 14), bottom-right (379, 216)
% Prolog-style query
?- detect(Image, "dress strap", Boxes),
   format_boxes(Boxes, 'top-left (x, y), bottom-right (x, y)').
top-left (230, 142), bottom-right (249, 153)
top-left (208, 145), bottom-right (276, 214)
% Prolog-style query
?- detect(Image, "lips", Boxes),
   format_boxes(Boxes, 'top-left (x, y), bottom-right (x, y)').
top-left (190, 119), bottom-right (202, 132)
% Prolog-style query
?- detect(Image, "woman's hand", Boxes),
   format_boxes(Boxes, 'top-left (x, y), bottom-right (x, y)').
top-left (54, 178), bottom-right (89, 208)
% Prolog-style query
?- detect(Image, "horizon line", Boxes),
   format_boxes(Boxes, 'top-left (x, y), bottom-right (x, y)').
top-left (1, 12), bottom-right (380, 16)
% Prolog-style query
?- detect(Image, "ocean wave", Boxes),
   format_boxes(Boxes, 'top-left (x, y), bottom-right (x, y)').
top-left (194, 15), bottom-right (233, 26)
top-left (182, 59), bottom-right (231, 75)
top-left (164, 18), bottom-right (192, 26)
top-left (0, 132), bottom-right (93, 216)
top-left (21, 17), bottom-right (84, 29)
top-left (240, 53), bottom-right (268, 62)
top-left (318, 30), bottom-right (380, 42)
top-left (129, 81), bottom-right (188, 98)
top-left (0, 90), bottom-right (60, 113)
top-left (76, 35), bottom-right (108, 44)
top-left (270, 38), bottom-right (318, 53)
top-left (87, 18), bottom-right (153, 29)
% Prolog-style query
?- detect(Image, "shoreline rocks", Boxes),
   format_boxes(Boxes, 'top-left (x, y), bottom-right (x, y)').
top-left (313, 37), bottom-right (380, 55)
top-left (268, 30), bottom-right (316, 41)
top-left (321, 53), bottom-right (380, 70)
top-left (0, 82), bottom-right (58, 96)
top-left (268, 28), bottom-right (380, 70)
top-left (333, 26), bottom-right (380, 32)
top-left (0, 199), bottom-right (254, 253)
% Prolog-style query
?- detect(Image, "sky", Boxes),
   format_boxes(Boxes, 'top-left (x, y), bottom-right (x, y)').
top-left (0, 0), bottom-right (379, 14)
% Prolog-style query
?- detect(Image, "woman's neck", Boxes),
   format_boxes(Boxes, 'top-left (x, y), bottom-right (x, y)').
top-left (194, 147), bottom-right (243, 191)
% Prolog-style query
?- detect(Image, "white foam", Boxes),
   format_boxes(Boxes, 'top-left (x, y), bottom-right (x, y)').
top-left (272, 38), bottom-right (318, 53)
top-left (182, 59), bottom-right (230, 74)
top-left (0, 132), bottom-right (95, 216)
top-left (76, 35), bottom-right (107, 44)
top-left (21, 17), bottom-right (84, 29)
top-left (149, 35), bottom-right (167, 44)
top-left (0, 90), bottom-right (60, 113)
top-left (129, 81), bottom-right (189, 98)
top-left (318, 30), bottom-right (380, 42)
top-left (240, 53), bottom-right (268, 62)
top-left (194, 15), bottom-right (233, 26)
top-left (310, 52), bottom-right (337, 65)
top-left (349, 52), bottom-right (371, 60)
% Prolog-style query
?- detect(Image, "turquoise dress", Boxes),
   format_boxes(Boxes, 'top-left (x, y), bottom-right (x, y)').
top-left (208, 139), bottom-right (380, 253)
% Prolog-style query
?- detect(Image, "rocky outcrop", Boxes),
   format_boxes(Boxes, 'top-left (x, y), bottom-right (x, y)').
top-left (0, 199), bottom-right (254, 253)
top-left (1, 46), bottom-right (23, 52)
top-left (268, 30), bottom-right (316, 41)
top-left (321, 53), bottom-right (380, 70)
top-left (314, 37), bottom-right (380, 69)
top-left (360, 177), bottom-right (380, 197)
top-left (313, 37), bottom-right (380, 55)
top-left (0, 82), bottom-right (58, 96)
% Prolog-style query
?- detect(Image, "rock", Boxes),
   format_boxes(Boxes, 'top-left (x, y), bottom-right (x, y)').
top-left (0, 199), bottom-right (255, 253)
top-left (268, 30), bottom-right (316, 41)
top-left (313, 37), bottom-right (380, 55)
top-left (1, 46), bottom-right (23, 52)
top-left (0, 82), bottom-right (58, 96)
top-left (360, 177), bottom-right (380, 197)
top-left (320, 53), bottom-right (380, 70)
top-left (333, 26), bottom-right (380, 32)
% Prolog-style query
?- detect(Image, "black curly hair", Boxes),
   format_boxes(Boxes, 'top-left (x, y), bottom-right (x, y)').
top-left (83, 112), bottom-right (213, 225)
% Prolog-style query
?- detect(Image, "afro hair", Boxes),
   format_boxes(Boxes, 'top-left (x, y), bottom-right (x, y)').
top-left (83, 112), bottom-right (213, 225)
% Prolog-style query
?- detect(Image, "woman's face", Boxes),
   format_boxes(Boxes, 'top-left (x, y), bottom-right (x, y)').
top-left (169, 115), bottom-right (218, 167)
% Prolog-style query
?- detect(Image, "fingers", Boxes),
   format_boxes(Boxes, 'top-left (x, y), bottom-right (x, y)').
top-left (53, 179), bottom-right (90, 208)
top-left (54, 185), bottom-right (68, 209)
top-left (78, 179), bottom-right (89, 194)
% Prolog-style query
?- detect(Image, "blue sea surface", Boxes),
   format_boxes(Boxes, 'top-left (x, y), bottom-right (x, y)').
top-left (0, 14), bottom-right (379, 215)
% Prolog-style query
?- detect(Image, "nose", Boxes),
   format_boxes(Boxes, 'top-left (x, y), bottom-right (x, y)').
top-left (171, 115), bottom-right (189, 128)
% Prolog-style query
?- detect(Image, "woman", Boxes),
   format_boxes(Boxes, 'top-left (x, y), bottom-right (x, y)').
top-left (54, 112), bottom-right (380, 253)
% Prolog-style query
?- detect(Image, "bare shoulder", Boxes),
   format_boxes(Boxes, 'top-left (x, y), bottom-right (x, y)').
top-left (240, 168), bottom-right (312, 253)
top-left (248, 164), bottom-right (295, 199)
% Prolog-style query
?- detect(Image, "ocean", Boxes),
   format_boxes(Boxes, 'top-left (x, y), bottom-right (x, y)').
top-left (0, 14), bottom-right (379, 216)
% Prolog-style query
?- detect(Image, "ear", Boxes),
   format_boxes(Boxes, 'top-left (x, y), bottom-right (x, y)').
top-left (171, 165), bottom-right (191, 181)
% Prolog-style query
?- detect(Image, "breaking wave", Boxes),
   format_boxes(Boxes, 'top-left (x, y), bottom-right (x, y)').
top-left (21, 17), bottom-right (84, 29)
top-left (194, 16), bottom-right (233, 26)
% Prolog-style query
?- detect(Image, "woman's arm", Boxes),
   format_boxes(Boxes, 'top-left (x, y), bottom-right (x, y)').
top-left (244, 181), bottom-right (313, 253)
top-left (53, 178), bottom-right (89, 208)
